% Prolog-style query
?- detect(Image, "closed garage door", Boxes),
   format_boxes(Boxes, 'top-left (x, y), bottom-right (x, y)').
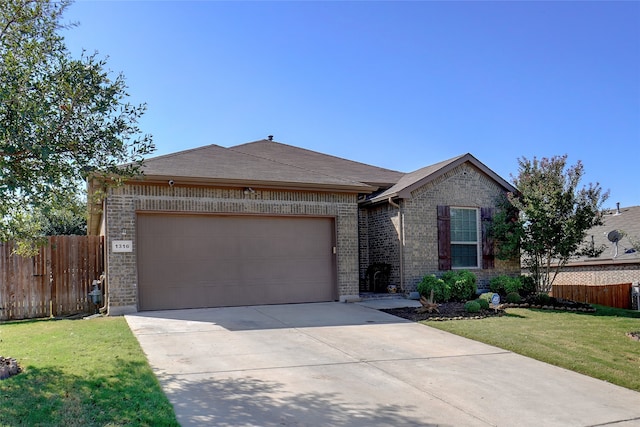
top-left (137, 214), bottom-right (337, 311)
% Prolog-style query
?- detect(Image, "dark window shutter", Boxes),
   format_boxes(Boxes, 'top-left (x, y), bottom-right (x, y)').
top-left (437, 205), bottom-right (451, 270)
top-left (481, 207), bottom-right (495, 269)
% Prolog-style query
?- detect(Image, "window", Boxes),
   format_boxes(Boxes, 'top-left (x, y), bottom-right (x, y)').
top-left (450, 207), bottom-right (480, 268)
top-left (437, 205), bottom-right (494, 271)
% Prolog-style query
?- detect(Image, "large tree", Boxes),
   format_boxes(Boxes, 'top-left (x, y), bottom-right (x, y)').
top-left (492, 155), bottom-right (609, 293)
top-left (1, 0), bottom-right (154, 253)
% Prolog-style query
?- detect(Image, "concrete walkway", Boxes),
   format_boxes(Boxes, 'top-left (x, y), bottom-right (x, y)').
top-left (126, 302), bottom-right (640, 427)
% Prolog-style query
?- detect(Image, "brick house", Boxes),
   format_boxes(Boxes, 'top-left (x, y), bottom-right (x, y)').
top-left (553, 204), bottom-right (640, 286)
top-left (359, 153), bottom-right (520, 294)
top-left (88, 139), bottom-right (520, 315)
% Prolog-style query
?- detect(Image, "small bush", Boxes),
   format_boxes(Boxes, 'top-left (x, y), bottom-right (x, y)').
top-left (531, 292), bottom-right (551, 305)
top-left (464, 300), bottom-right (481, 313)
top-left (504, 278), bottom-right (523, 295)
top-left (519, 275), bottom-right (536, 296)
top-left (506, 292), bottom-right (522, 303)
top-left (417, 274), bottom-right (450, 302)
top-left (442, 270), bottom-right (477, 301)
top-left (490, 275), bottom-right (521, 296)
top-left (476, 298), bottom-right (490, 310)
top-left (479, 292), bottom-right (495, 302)
top-left (489, 275), bottom-right (509, 295)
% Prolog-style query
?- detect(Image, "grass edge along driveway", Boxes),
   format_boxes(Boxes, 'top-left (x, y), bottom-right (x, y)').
top-left (0, 316), bottom-right (179, 427)
top-left (427, 304), bottom-right (640, 392)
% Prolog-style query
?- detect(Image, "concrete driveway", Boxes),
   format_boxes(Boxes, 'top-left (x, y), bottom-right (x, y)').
top-left (126, 302), bottom-right (640, 427)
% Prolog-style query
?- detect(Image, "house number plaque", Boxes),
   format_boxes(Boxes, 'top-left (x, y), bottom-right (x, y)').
top-left (112, 240), bottom-right (133, 253)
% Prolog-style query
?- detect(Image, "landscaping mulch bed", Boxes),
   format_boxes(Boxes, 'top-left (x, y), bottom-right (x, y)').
top-left (382, 298), bottom-right (596, 322)
top-left (382, 302), bottom-right (505, 322)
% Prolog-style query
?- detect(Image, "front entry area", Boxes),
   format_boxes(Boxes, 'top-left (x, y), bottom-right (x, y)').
top-left (136, 214), bottom-right (337, 311)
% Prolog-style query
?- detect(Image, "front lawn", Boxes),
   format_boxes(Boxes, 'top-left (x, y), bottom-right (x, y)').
top-left (427, 305), bottom-right (640, 392)
top-left (0, 316), bottom-right (178, 427)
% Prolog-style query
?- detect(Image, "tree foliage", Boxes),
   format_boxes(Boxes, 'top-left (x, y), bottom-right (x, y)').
top-left (0, 0), bottom-right (154, 253)
top-left (492, 155), bottom-right (608, 293)
top-left (39, 192), bottom-right (87, 235)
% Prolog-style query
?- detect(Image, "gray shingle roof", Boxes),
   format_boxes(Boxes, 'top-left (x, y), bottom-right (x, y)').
top-left (570, 205), bottom-right (640, 264)
top-left (137, 142), bottom-right (376, 191)
top-left (230, 140), bottom-right (404, 187)
top-left (134, 141), bottom-right (514, 202)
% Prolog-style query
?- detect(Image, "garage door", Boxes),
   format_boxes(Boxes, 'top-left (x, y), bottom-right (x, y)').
top-left (136, 214), bottom-right (337, 311)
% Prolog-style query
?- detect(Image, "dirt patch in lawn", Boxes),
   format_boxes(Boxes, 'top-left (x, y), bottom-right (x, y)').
top-left (0, 356), bottom-right (22, 380)
top-left (626, 331), bottom-right (640, 342)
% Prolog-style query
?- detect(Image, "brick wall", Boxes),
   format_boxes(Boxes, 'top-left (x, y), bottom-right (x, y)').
top-left (363, 163), bottom-right (520, 294)
top-left (361, 204), bottom-right (401, 288)
top-left (104, 184), bottom-right (360, 314)
top-left (358, 209), bottom-right (369, 289)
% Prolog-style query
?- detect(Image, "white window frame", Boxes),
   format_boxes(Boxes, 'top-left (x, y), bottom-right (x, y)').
top-left (450, 207), bottom-right (481, 269)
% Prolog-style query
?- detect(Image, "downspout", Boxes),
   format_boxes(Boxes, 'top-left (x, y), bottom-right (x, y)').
top-left (99, 197), bottom-right (108, 315)
top-left (98, 272), bottom-right (107, 314)
top-left (388, 198), bottom-right (404, 292)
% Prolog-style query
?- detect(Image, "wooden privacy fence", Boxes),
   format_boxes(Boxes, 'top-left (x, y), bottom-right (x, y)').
top-left (552, 283), bottom-right (632, 309)
top-left (0, 236), bottom-right (104, 321)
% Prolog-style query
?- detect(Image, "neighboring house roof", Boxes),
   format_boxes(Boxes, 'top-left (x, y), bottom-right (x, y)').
top-left (136, 141), bottom-right (377, 192)
top-left (367, 153), bottom-right (517, 204)
top-left (567, 205), bottom-right (640, 266)
top-left (230, 140), bottom-right (404, 188)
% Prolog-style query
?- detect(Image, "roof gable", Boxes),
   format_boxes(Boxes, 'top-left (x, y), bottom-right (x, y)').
top-left (368, 153), bottom-right (517, 203)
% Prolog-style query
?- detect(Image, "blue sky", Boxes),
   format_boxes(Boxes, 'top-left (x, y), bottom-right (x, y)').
top-left (63, 1), bottom-right (639, 208)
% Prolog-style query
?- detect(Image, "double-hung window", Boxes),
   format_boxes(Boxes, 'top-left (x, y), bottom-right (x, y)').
top-left (450, 207), bottom-right (480, 268)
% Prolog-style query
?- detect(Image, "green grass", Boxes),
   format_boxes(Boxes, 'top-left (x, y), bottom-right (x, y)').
top-left (0, 316), bottom-right (179, 427)
top-left (427, 305), bottom-right (640, 392)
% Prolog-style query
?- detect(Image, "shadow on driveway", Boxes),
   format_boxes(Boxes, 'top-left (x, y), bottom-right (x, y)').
top-left (127, 301), bottom-right (410, 332)
top-left (127, 302), bottom-right (640, 427)
top-left (161, 373), bottom-right (444, 427)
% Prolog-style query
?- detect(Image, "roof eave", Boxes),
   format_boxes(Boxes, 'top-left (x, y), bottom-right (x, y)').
top-left (360, 193), bottom-right (399, 207)
top-left (126, 175), bottom-right (376, 194)
top-left (555, 257), bottom-right (640, 267)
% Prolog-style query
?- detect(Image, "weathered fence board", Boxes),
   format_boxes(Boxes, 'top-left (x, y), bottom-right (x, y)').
top-left (552, 283), bottom-right (632, 309)
top-left (0, 236), bottom-right (104, 321)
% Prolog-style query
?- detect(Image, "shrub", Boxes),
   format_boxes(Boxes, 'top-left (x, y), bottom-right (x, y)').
top-left (442, 270), bottom-right (477, 301)
top-left (504, 278), bottom-right (523, 295)
top-left (531, 292), bottom-right (551, 305)
top-left (464, 300), bottom-right (481, 313)
top-left (490, 275), bottom-right (521, 296)
top-left (476, 298), bottom-right (490, 310)
top-left (506, 292), bottom-right (522, 303)
top-left (479, 292), bottom-right (495, 302)
top-left (417, 274), bottom-right (450, 302)
top-left (489, 275), bottom-right (509, 295)
top-left (519, 275), bottom-right (536, 296)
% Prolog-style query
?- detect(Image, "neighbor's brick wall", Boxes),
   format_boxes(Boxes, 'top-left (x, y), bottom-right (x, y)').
top-left (364, 163), bottom-right (520, 294)
top-left (104, 184), bottom-right (360, 314)
top-left (553, 263), bottom-right (640, 286)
